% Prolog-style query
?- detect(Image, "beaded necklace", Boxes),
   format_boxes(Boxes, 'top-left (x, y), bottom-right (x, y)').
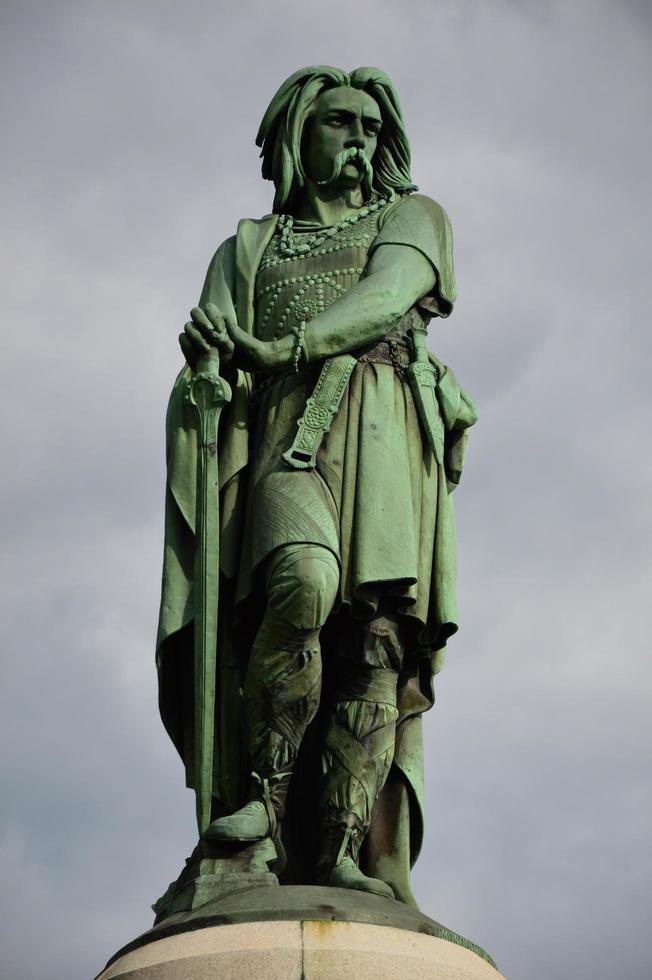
top-left (276, 195), bottom-right (390, 258)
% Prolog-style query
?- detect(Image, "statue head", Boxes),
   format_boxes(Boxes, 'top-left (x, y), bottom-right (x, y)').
top-left (256, 66), bottom-right (417, 213)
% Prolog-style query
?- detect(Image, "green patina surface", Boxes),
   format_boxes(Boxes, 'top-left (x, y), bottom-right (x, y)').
top-left (156, 65), bottom-right (478, 919)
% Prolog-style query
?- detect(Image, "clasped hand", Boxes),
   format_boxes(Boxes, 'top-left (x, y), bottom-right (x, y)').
top-left (179, 304), bottom-right (291, 375)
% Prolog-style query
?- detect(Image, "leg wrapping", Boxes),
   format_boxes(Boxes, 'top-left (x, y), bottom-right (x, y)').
top-left (244, 544), bottom-right (339, 777)
top-left (319, 612), bottom-right (405, 870)
top-left (321, 676), bottom-right (399, 836)
top-left (245, 620), bottom-right (323, 775)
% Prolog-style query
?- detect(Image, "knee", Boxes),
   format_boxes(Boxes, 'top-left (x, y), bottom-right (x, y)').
top-left (266, 545), bottom-right (339, 631)
top-left (291, 553), bottom-right (339, 618)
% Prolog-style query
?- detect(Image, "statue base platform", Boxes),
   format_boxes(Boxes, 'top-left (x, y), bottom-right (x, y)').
top-left (151, 838), bottom-right (279, 923)
top-left (97, 885), bottom-right (503, 979)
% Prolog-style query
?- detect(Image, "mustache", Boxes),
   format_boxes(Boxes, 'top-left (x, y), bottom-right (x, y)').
top-left (316, 146), bottom-right (374, 196)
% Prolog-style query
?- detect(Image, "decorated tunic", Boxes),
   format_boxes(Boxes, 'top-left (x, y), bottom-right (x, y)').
top-left (236, 194), bottom-right (465, 654)
top-left (255, 206), bottom-right (384, 344)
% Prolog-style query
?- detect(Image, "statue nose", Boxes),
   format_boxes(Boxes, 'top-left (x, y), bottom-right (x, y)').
top-left (345, 135), bottom-right (365, 149)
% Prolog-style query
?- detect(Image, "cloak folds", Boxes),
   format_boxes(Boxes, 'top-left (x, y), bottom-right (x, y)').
top-left (156, 201), bottom-right (477, 900)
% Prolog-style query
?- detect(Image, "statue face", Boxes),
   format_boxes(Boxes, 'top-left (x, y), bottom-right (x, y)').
top-left (303, 86), bottom-right (382, 190)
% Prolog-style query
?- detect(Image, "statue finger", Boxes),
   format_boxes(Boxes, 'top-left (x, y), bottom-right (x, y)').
top-left (204, 303), bottom-right (227, 333)
top-left (194, 305), bottom-right (229, 347)
top-left (222, 316), bottom-right (245, 346)
top-left (207, 332), bottom-right (234, 357)
top-left (184, 322), bottom-right (211, 352)
top-left (203, 305), bottom-right (229, 344)
top-left (190, 306), bottom-right (218, 341)
top-left (179, 333), bottom-right (196, 366)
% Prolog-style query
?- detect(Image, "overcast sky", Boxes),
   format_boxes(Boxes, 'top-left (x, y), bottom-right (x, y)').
top-left (1, 2), bottom-right (651, 978)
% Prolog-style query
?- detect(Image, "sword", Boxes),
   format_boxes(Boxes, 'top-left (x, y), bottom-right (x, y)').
top-left (407, 321), bottom-right (445, 465)
top-left (188, 347), bottom-right (232, 835)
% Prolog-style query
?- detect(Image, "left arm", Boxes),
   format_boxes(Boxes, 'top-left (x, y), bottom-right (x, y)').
top-left (219, 243), bottom-right (437, 374)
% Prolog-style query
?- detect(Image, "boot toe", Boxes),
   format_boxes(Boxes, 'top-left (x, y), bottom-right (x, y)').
top-left (327, 856), bottom-right (395, 900)
top-left (203, 801), bottom-right (270, 842)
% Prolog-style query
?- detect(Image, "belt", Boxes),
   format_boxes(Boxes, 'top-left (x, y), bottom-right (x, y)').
top-left (251, 338), bottom-right (411, 405)
top-left (357, 338), bottom-right (411, 375)
top-left (282, 338), bottom-right (412, 470)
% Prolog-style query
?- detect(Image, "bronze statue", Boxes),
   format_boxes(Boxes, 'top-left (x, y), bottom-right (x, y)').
top-left (156, 66), bottom-right (477, 912)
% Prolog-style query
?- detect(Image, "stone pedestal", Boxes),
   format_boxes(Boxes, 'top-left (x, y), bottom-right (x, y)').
top-left (151, 838), bottom-right (278, 922)
top-left (99, 919), bottom-right (503, 979)
top-left (97, 886), bottom-right (503, 980)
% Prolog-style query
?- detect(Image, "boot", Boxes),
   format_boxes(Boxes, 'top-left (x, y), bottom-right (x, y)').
top-left (317, 811), bottom-right (395, 899)
top-left (203, 770), bottom-right (291, 843)
top-left (205, 595), bottom-right (323, 847)
top-left (317, 664), bottom-right (400, 900)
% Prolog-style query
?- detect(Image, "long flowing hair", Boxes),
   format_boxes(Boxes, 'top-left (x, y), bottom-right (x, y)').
top-left (256, 66), bottom-right (417, 213)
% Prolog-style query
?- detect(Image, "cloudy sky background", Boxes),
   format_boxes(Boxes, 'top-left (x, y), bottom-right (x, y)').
top-left (1, 1), bottom-right (650, 977)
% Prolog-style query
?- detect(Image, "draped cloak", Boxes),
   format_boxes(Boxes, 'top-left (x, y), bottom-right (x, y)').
top-left (156, 194), bottom-right (477, 901)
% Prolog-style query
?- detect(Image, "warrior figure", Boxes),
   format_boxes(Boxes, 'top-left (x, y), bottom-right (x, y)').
top-left (157, 66), bottom-right (476, 907)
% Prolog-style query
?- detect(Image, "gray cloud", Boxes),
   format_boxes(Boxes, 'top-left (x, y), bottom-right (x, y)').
top-left (1, 1), bottom-right (651, 978)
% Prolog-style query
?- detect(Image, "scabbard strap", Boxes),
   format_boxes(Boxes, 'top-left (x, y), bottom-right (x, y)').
top-left (283, 354), bottom-right (358, 470)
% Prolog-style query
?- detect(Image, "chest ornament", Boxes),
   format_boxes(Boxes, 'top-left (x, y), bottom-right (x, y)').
top-left (276, 194), bottom-right (389, 259)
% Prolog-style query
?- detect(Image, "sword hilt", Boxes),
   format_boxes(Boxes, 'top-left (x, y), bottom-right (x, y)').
top-left (410, 320), bottom-right (430, 363)
top-left (196, 346), bottom-right (222, 378)
top-left (191, 348), bottom-right (232, 416)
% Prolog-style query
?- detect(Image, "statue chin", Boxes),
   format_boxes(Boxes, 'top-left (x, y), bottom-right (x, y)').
top-left (342, 160), bottom-right (363, 177)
